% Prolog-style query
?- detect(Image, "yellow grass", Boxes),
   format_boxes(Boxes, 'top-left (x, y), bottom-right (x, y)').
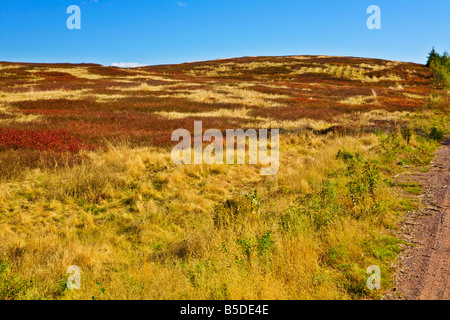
top-left (162, 85), bottom-right (289, 108)
top-left (0, 89), bottom-right (91, 103)
top-left (0, 130), bottom-right (413, 299)
top-left (32, 68), bottom-right (105, 80)
top-left (0, 104), bottom-right (43, 123)
top-left (341, 90), bottom-right (379, 105)
top-left (155, 108), bottom-right (255, 119)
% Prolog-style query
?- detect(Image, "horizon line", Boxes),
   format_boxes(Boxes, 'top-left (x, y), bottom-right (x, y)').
top-left (0, 53), bottom-right (428, 69)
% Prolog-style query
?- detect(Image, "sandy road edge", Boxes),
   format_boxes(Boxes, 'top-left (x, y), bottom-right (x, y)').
top-left (385, 137), bottom-right (449, 300)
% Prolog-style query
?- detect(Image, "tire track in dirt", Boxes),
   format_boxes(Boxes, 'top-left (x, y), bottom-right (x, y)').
top-left (388, 138), bottom-right (449, 300)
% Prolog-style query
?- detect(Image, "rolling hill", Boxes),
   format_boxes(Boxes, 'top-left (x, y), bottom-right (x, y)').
top-left (0, 55), bottom-right (448, 300)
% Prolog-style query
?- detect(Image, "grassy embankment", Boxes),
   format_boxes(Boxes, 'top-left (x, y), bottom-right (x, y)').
top-left (0, 56), bottom-right (448, 299)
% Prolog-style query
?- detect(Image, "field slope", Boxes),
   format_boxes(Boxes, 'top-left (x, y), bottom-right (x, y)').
top-left (0, 55), bottom-right (448, 300)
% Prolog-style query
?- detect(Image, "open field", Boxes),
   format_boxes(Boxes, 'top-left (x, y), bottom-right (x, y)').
top-left (0, 55), bottom-right (449, 299)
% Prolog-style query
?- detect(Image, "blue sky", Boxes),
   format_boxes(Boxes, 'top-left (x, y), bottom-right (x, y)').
top-left (0, 0), bottom-right (449, 66)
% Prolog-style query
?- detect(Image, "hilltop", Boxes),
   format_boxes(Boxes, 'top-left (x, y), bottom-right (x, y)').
top-left (0, 55), bottom-right (435, 149)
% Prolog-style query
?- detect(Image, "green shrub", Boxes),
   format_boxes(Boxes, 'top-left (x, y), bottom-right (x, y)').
top-left (257, 231), bottom-right (275, 258)
top-left (235, 231), bottom-right (275, 263)
top-left (213, 191), bottom-right (262, 229)
top-left (279, 208), bottom-right (303, 233)
top-left (237, 237), bottom-right (253, 260)
top-left (427, 48), bottom-right (450, 88)
top-left (430, 126), bottom-right (445, 141)
top-left (214, 196), bottom-right (251, 228)
top-left (292, 180), bottom-right (339, 231)
top-left (0, 262), bottom-right (34, 300)
top-left (401, 127), bottom-right (412, 145)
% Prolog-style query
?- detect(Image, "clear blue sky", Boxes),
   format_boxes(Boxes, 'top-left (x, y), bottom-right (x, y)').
top-left (0, 0), bottom-right (449, 66)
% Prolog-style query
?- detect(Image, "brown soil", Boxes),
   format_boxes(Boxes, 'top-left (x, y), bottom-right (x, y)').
top-left (387, 138), bottom-right (449, 300)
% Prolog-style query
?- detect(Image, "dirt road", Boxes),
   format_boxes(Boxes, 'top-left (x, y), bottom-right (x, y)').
top-left (389, 138), bottom-right (449, 300)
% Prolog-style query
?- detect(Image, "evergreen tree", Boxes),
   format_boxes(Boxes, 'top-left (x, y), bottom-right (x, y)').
top-left (426, 48), bottom-right (450, 88)
top-left (426, 47), bottom-right (439, 67)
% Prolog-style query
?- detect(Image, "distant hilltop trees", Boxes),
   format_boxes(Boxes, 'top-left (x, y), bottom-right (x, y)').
top-left (427, 47), bottom-right (450, 88)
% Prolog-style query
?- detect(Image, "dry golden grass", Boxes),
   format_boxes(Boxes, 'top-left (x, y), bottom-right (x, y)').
top-left (162, 85), bottom-right (289, 108)
top-left (403, 92), bottom-right (426, 100)
top-left (155, 108), bottom-right (255, 120)
top-left (0, 128), bottom-right (432, 299)
top-left (341, 90), bottom-right (379, 105)
top-left (0, 64), bottom-right (22, 70)
top-left (31, 68), bottom-right (105, 80)
top-left (0, 104), bottom-right (43, 123)
top-left (1, 89), bottom-right (91, 103)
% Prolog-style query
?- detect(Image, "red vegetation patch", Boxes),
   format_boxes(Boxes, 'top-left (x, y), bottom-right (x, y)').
top-left (87, 66), bottom-right (139, 77)
top-left (0, 56), bottom-right (436, 151)
top-left (376, 97), bottom-right (425, 111)
top-left (0, 128), bottom-right (95, 153)
top-left (34, 71), bottom-right (80, 82)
